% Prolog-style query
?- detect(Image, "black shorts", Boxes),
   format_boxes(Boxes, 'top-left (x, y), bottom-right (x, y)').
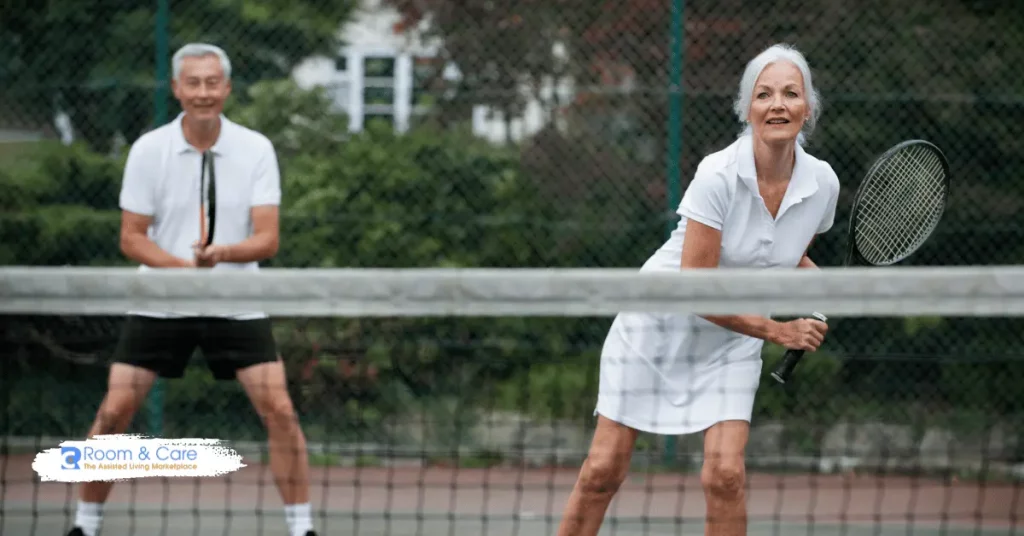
top-left (111, 316), bottom-right (279, 380)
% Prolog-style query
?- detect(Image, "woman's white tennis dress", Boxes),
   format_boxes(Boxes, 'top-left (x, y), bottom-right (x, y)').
top-left (595, 135), bottom-right (840, 435)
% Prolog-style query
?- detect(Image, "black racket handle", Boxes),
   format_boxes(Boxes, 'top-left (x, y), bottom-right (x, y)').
top-left (770, 312), bottom-right (828, 384)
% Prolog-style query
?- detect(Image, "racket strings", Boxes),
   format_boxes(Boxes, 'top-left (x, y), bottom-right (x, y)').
top-left (854, 145), bottom-right (947, 265)
top-left (857, 148), bottom-right (945, 262)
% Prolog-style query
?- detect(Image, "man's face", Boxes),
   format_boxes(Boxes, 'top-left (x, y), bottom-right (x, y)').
top-left (172, 54), bottom-right (231, 123)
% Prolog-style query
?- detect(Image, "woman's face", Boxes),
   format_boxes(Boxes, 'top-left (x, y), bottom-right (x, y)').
top-left (747, 61), bottom-right (809, 145)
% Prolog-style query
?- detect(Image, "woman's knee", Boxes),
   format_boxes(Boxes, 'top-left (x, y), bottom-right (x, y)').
top-left (701, 457), bottom-right (746, 500)
top-left (579, 452), bottom-right (629, 495)
top-left (701, 420), bottom-right (749, 500)
top-left (578, 416), bottom-right (637, 496)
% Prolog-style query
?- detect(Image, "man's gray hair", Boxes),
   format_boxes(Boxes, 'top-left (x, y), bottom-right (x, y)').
top-left (733, 43), bottom-right (822, 144)
top-left (172, 43), bottom-right (232, 81)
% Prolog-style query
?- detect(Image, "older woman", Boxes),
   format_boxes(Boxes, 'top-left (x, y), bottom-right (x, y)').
top-left (557, 43), bottom-right (841, 536)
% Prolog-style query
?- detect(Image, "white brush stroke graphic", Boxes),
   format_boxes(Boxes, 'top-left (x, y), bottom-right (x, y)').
top-left (33, 434), bottom-right (246, 482)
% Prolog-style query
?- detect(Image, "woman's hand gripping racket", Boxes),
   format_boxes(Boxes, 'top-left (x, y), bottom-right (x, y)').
top-left (770, 140), bottom-right (951, 384)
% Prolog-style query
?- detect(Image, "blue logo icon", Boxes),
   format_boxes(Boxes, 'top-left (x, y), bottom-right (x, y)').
top-left (61, 446), bottom-right (82, 470)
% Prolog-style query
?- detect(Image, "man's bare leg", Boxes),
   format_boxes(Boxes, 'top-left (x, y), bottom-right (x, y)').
top-left (237, 360), bottom-right (312, 536)
top-left (73, 364), bottom-right (157, 536)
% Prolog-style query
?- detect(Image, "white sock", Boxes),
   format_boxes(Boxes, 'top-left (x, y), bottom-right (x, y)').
top-left (285, 503), bottom-right (313, 536)
top-left (74, 502), bottom-right (103, 536)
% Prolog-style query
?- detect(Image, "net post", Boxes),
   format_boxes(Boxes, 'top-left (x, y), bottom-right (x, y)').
top-left (663, 0), bottom-right (686, 469)
top-left (145, 0), bottom-right (171, 439)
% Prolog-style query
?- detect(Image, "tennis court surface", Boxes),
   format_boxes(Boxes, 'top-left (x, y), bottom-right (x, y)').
top-left (3, 453), bottom-right (1021, 535)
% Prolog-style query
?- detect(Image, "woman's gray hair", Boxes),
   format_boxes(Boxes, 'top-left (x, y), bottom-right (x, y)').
top-left (172, 43), bottom-right (232, 81)
top-left (733, 43), bottom-right (822, 144)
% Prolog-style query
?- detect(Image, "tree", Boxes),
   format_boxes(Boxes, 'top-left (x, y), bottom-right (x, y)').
top-left (0, 0), bottom-right (357, 152)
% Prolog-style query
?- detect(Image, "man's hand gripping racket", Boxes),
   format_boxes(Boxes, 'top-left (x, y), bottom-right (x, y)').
top-left (770, 140), bottom-right (951, 384)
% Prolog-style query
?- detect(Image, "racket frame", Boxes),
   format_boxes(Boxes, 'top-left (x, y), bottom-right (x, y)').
top-left (200, 150), bottom-right (217, 248)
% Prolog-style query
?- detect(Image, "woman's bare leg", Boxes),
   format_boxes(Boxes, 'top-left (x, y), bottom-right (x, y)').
top-left (701, 420), bottom-right (750, 536)
top-left (556, 415), bottom-right (639, 536)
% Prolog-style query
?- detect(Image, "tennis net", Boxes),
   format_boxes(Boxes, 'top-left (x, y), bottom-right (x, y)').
top-left (2, 266), bottom-right (1024, 536)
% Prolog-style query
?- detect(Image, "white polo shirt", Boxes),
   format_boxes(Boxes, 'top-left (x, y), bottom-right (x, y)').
top-left (594, 135), bottom-right (840, 435)
top-left (642, 134), bottom-right (839, 273)
top-left (118, 113), bottom-right (282, 319)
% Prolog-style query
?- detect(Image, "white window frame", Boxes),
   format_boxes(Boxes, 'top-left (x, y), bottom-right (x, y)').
top-left (334, 46), bottom-right (433, 134)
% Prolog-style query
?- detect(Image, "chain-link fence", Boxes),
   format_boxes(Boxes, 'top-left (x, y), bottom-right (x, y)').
top-left (4, 1), bottom-right (1023, 268)
top-left (3, 1), bottom-right (1024, 532)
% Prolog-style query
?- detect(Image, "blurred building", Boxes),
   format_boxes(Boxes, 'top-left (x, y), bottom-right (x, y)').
top-left (289, 0), bottom-right (572, 143)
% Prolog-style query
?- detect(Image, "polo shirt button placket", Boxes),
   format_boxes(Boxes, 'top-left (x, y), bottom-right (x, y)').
top-left (760, 216), bottom-right (775, 264)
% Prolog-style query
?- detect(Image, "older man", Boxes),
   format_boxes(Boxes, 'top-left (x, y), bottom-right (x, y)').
top-left (66, 43), bottom-right (317, 536)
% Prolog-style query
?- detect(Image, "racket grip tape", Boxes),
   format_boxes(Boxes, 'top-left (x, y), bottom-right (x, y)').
top-left (770, 312), bottom-right (828, 384)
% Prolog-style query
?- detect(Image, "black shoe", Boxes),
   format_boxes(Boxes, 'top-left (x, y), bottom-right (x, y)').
top-left (66, 528), bottom-right (85, 536)
top-left (304, 532), bottom-right (318, 536)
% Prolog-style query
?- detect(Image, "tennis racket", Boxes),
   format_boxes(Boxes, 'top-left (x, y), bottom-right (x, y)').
top-left (770, 139), bottom-right (950, 384)
top-left (199, 150), bottom-right (217, 248)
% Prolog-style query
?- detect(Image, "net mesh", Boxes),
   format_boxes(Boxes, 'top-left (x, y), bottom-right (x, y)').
top-left (3, 267), bottom-right (1024, 536)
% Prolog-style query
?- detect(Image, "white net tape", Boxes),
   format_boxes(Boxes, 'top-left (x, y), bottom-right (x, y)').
top-left (3, 266), bottom-right (1024, 317)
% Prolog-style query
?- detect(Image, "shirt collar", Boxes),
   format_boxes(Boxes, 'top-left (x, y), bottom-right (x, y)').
top-left (170, 112), bottom-right (230, 155)
top-left (736, 134), bottom-right (819, 213)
